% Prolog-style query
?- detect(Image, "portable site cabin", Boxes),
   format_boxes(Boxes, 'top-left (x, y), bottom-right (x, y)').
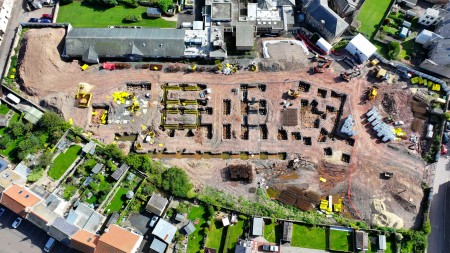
top-left (345, 33), bottom-right (376, 62)
top-left (6, 93), bottom-right (20, 104)
top-left (316, 38), bottom-right (332, 54)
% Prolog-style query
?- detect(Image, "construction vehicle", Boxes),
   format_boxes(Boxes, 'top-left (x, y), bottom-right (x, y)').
top-left (367, 86), bottom-right (378, 101)
top-left (75, 83), bottom-right (92, 108)
top-left (340, 68), bottom-right (361, 82)
top-left (312, 59), bottom-right (332, 73)
top-left (287, 89), bottom-right (300, 98)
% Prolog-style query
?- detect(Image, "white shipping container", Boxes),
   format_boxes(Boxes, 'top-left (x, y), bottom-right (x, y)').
top-left (6, 93), bottom-right (20, 104)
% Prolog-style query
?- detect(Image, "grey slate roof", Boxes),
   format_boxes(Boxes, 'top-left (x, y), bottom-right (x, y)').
top-left (235, 25), bottom-right (255, 48)
top-left (183, 221), bottom-right (196, 235)
top-left (149, 238), bottom-right (167, 253)
top-left (305, 0), bottom-right (349, 36)
top-left (91, 163), bottom-right (103, 174)
top-left (49, 217), bottom-right (80, 244)
top-left (65, 28), bottom-right (186, 63)
top-left (175, 213), bottom-right (184, 222)
top-left (252, 217), bottom-right (263, 236)
top-left (146, 193), bottom-right (169, 216)
top-left (82, 141), bottom-right (96, 155)
top-left (282, 221), bottom-right (293, 242)
top-left (111, 164), bottom-right (129, 181)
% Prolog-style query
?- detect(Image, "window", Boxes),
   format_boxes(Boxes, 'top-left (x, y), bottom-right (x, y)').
top-left (425, 15), bottom-right (430, 18)
top-left (430, 17), bottom-right (434, 20)
top-left (426, 21), bottom-right (430, 24)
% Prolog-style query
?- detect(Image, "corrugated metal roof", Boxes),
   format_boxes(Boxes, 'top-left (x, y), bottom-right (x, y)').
top-left (149, 238), bottom-right (167, 253)
top-left (65, 28), bottom-right (186, 61)
top-left (252, 217), bottom-right (263, 236)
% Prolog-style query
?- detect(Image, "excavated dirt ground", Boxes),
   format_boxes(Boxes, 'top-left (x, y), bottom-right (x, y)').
top-left (17, 28), bottom-right (428, 228)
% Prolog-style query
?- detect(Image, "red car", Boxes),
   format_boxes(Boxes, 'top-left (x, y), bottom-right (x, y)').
top-left (441, 145), bottom-right (447, 155)
top-left (42, 14), bottom-right (53, 19)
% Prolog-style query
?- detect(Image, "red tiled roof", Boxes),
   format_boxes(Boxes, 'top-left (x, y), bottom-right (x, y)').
top-left (0, 184), bottom-right (40, 218)
top-left (95, 225), bottom-right (141, 253)
top-left (71, 229), bottom-right (100, 253)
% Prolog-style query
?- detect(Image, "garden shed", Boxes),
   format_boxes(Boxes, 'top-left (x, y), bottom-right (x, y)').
top-left (345, 33), bottom-right (376, 62)
top-left (146, 7), bottom-right (162, 18)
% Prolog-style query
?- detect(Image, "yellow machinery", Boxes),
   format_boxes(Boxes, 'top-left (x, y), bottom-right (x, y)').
top-left (101, 111), bottom-right (107, 124)
top-left (112, 91), bottom-right (131, 104)
top-left (81, 64), bottom-right (89, 71)
top-left (368, 86), bottom-right (378, 101)
top-left (75, 83), bottom-right (92, 108)
top-left (287, 89), bottom-right (300, 98)
top-left (371, 59), bottom-right (379, 66)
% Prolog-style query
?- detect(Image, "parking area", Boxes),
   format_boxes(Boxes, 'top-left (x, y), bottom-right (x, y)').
top-left (0, 206), bottom-right (78, 253)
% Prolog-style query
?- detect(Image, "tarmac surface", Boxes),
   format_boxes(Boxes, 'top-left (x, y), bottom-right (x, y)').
top-left (427, 152), bottom-right (450, 253)
top-left (0, 205), bottom-right (79, 253)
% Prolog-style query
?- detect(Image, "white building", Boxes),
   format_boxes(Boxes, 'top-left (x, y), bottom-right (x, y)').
top-left (415, 29), bottom-right (443, 47)
top-left (0, 0), bottom-right (14, 37)
top-left (345, 33), bottom-right (377, 62)
top-left (418, 8), bottom-right (441, 26)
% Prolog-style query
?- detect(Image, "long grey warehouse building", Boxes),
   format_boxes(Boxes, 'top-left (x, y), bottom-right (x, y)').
top-left (63, 27), bottom-right (226, 63)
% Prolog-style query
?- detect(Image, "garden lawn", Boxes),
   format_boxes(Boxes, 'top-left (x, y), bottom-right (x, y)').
top-left (368, 235), bottom-right (395, 253)
top-left (105, 187), bottom-right (128, 213)
top-left (226, 220), bottom-right (245, 252)
top-left (206, 220), bottom-right (226, 251)
top-left (291, 224), bottom-right (327, 249)
top-left (264, 222), bottom-right (282, 243)
top-left (356, 0), bottom-right (392, 38)
top-left (48, 145), bottom-right (82, 180)
top-left (329, 230), bottom-right (352, 252)
top-left (187, 206), bottom-right (208, 253)
top-left (57, 2), bottom-right (176, 28)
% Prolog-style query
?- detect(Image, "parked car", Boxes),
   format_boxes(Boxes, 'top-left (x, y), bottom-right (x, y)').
top-left (42, 14), bottom-right (52, 19)
top-left (0, 207), bottom-right (5, 217)
top-left (441, 144), bottom-right (447, 155)
top-left (28, 18), bottom-right (39, 23)
top-left (12, 217), bottom-right (23, 228)
top-left (262, 245), bottom-right (279, 252)
top-left (40, 18), bottom-right (52, 23)
top-left (44, 237), bottom-right (55, 252)
top-left (149, 216), bottom-right (159, 227)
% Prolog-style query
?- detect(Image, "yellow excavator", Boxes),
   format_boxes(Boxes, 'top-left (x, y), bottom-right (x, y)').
top-left (368, 86), bottom-right (378, 101)
top-left (287, 89), bottom-right (300, 98)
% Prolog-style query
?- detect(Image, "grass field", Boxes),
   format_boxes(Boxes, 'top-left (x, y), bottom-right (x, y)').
top-left (329, 230), bottom-right (353, 252)
top-left (357, 0), bottom-right (392, 38)
top-left (57, 2), bottom-right (176, 28)
top-left (264, 222), bottom-right (282, 243)
top-left (206, 220), bottom-right (226, 251)
top-left (226, 220), bottom-right (245, 252)
top-left (48, 145), bottom-right (81, 180)
top-left (187, 206), bottom-right (208, 253)
top-left (105, 187), bottom-right (128, 213)
top-left (291, 224), bottom-right (327, 249)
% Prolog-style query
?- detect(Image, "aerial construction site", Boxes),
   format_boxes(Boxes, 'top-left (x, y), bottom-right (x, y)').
top-left (16, 27), bottom-right (431, 229)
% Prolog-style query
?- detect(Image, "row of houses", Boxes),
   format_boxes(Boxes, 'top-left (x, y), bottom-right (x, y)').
top-left (0, 181), bottom-right (143, 253)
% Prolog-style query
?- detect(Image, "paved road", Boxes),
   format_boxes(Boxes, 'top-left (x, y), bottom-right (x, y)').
top-left (0, 206), bottom-right (78, 253)
top-left (427, 152), bottom-right (450, 253)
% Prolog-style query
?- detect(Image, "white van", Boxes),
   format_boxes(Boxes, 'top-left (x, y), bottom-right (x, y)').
top-left (44, 237), bottom-right (55, 252)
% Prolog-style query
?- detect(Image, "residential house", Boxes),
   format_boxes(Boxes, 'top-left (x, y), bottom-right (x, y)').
top-left (48, 217), bottom-right (80, 246)
top-left (0, 157), bottom-right (8, 172)
top-left (251, 217), bottom-right (264, 236)
top-left (149, 238), bottom-right (167, 253)
top-left (418, 8), bottom-right (441, 26)
top-left (146, 193), bottom-right (168, 216)
top-left (303, 0), bottom-right (349, 43)
top-left (71, 229), bottom-right (100, 253)
top-left (28, 202), bottom-right (59, 232)
top-left (235, 239), bottom-right (252, 253)
top-left (66, 203), bottom-right (105, 233)
top-left (147, 7), bottom-right (162, 18)
top-left (330, 0), bottom-right (361, 17)
top-left (152, 219), bottom-right (177, 244)
top-left (420, 3), bottom-right (450, 78)
top-left (0, 184), bottom-right (41, 218)
top-left (95, 224), bottom-right (143, 253)
top-left (0, 0), bottom-right (13, 36)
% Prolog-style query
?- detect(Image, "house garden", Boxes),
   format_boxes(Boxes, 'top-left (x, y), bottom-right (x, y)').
top-left (57, 1), bottom-right (176, 28)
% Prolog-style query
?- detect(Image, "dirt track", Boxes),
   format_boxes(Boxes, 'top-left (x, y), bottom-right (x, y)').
top-left (17, 28), bottom-right (427, 228)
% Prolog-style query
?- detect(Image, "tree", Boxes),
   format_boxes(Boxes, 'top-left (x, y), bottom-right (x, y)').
top-left (39, 151), bottom-right (53, 168)
top-left (0, 135), bottom-right (12, 149)
top-left (98, 180), bottom-right (111, 194)
top-left (161, 167), bottom-right (192, 198)
top-left (27, 168), bottom-right (44, 183)
top-left (387, 41), bottom-right (400, 60)
top-left (98, 143), bottom-right (125, 161)
top-left (9, 121), bottom-right (26, 138)
top-left (158, 0), bottom-right (172, 12)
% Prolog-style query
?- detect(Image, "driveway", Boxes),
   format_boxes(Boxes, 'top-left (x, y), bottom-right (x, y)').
top-left (427, 153), bottom-right (450, 253)
top-left (0, 206), bottom-right (78, 253)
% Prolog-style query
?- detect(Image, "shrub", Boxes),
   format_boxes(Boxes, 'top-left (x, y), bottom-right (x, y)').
top-left (158, 0), bottom-right (172, 12)
top-left (123, 15), bottom-right (141, 23)
top-left (161, 167), bottom-right (192, 198)
top-left (27, 168), bottom-right (44, 183)
top-left (119, 0), bottom-right (139, 7)
top-left (388, 41), bottom-right (401, 60)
